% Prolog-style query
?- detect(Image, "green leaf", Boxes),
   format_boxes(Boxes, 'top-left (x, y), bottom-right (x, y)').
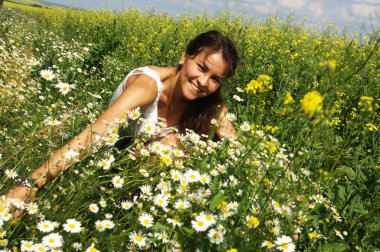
top-left (318, 242), bottom-right (350, 252)
top-left (181, 226), bottom-right (194, 235)
top-left (209, 191), bottom-right (227, 210)
top-left (152, 224), bottom-right (171, 231)
top-left (337, 185), bottom-right (345, 200)
top-left (341, 166), bottom-right (356, 180)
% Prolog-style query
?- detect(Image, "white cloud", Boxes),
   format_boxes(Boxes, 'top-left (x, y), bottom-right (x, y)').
top-left (351, 3), bottom-right (378, 17)
top-left (277, 0), bottom-right (305, 11)
top-left (307, 2), bottom-right (324, 16)
top-left (253, 3), bottom-right (274, 14)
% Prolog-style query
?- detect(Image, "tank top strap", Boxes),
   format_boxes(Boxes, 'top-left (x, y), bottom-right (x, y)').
top-left (127, 66), bottom-right (163, 103)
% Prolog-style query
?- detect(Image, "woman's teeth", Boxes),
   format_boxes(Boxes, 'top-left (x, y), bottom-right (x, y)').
top-left (191, 82), bottom-right (200, 93)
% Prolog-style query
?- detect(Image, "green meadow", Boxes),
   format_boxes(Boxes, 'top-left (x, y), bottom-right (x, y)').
top-left (0, 2), bottom-right (379, 251)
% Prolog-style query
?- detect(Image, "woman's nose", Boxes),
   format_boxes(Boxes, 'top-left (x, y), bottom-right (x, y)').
top-left (197, 74), bottom-right (208, 87)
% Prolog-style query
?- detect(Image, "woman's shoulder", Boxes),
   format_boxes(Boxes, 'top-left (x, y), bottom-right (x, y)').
top-left (146, 66), bottom-right (176, 83)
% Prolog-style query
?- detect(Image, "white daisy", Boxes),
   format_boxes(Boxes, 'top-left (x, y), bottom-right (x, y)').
top-left (233, 94), bottom-right (244, 102)
top-left (85, 243), bottom-right (99, 252)
top-left (141, 121), bottom-right (157, 135)
top-left (274, 235), bottom-right (296, 252)
top-left (199, 174), bottom-right (211, 185)
top-left (240, 121), bottom-right (251, 132)
top-left (139, 213), bottom-right (154, 228)
top-left (65, 149), bottom-right (79, 160)
top-left (55, 82), bottom-right (75, 95)
top-left (184, 169), bottom-right (200, 183)
top-left (208, 229), bottom-right (224, 244)
top-left (174, 199), bottom-right (191, 210)
top-left (72, 242), bottom-right (82, 251)
top-left (112, 175), bottom-right (124, 188)
top-left (102, 219), bottom-right (115, 229)
top-left (95, 220), bottom-right (105, 232)
top-left (170, 169), bottom-right (182, 181)
top-left (20, 240), bottom-right (34, 251)
top-left (167, 218), bottom-right (182, 227)
top-left (225, 113), bottom-right (237, 121)
top-left (199, 212), bottom-right (216, 226)
top-left (129, 231), bottom-right (147, 248)
top-left (63, 219), bottom-right (82, 233)
top-left (97, 159), bottom-right (111, 170)
top-left (34, 243), bottom-right (48, 252)
top-left (153, 193), bottom-right (169, 209)
top-left (40, 69), bottom-right (55, 81)
top-left (89, 203), bottom-right (99, 213)
top-left (26, 202), bottom-right (38, 214)
top-left (121, 200), bottom-right (133, 210)
top-left (191, 215), bottom-right (209, 232)
top-left (140, 185), bottom-right (152, 196)
top-left (42, 232), bottom-right (63, 248)
top-left (37, 220), bottom-right (57, 233)
top-left (5, 169), bottom-right (18, 179)
top-left (128, 108), bottom-right (141, 120)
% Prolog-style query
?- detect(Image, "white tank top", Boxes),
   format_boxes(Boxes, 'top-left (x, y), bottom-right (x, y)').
top-left (108, 66), bottom-right (176, 137)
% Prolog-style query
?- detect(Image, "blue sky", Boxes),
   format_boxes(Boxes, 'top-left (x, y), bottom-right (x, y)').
top-left (41, 0), bottom-right (380, 35)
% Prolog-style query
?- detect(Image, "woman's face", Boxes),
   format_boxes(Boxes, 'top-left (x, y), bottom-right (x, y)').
top-left (179, 48), bottom-right (228, 100)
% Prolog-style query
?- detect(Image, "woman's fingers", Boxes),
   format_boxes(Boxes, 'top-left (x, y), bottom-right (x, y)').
top-left (6, 186), bottom-right (33, 218)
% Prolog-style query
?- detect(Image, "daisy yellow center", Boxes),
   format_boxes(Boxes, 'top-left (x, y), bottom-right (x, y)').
top-left (0, 206), bottom-right (4, 213)
top-left (89, 248), bottom-right (97, 252)
top-left (63, 87), bottom-right (68, 91)
top-left (143, 220), bottom-right (150, 225)
top-left (44, 74), bottom-right (50, 78)
top-left (135, 235), bottom-right (142, 242)
top-left (206, 215), bottom-right (212, 221)
top-left (281, 243), bottom-right (289, 249)
top-left (275, 202), bottom-right (281, 208)
top-left (43, 224), bottom-right (49, 228)
top-left (38, 247), bottom-right (45, 251)
top-left (48, 238), bottom-right (55, 244)
top-left (146, 126), bottom-right (152, 131)
top-left (174, 174), bottom-right (179, 179)
top-left (213, 233), bottom-right (220, 239)
top-left (198, 221), bottom-right (204, 227)
top-left (190, 174), bottom-right (196, 179)
top-left (69, 224), bottom-right (76, 229)
top-left (26, 244), bottom-right (32, 248)
top-left (158, 199), bottom-right (164, 205)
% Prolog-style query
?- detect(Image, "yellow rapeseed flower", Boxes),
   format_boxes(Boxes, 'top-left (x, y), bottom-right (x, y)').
top-left (308, 232), bottom-right (321, 240)
top-left (226, 249), bottom-right (238, 252)
top-left (300, 91), bottom-right (323, 118)
top-left (366, 123), bottom-right (378, 131)
top-left (246, 216), bottom-right (260, 228)
top-left (284, 92), bottom-right (295, 105)
top-left (319, 60), bottom-right (336, 71)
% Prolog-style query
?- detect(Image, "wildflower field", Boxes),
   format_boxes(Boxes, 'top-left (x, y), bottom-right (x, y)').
top-left (0, 4), bottom-right (379, 252)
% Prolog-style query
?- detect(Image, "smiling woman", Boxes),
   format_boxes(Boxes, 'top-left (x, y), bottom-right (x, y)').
top-left (7, 30), bottom-right (239, 213)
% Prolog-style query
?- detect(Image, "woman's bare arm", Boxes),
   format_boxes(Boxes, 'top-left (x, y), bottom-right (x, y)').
top-left (9, 75), bottom-right (158, 197)
top-left (216, 104), bottom-right (237, 139)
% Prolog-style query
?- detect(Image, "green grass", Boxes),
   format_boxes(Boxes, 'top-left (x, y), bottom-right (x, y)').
top-left (0, 6), bottom-right (379, 251)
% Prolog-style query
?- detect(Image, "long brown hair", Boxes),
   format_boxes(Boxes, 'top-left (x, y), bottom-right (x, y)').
top-left (178, 30), bottom-right (238, 136)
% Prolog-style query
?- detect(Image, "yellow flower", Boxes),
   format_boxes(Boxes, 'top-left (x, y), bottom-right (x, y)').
top-left (246, 216), bottom-right (260, 228)
top-left (300, 91), bottom-right (323, 118)
top-left (319, 60), bottom-right (336, 71)
top-left (283, 92), bottom-right (295, 105)
top-left (366, 123), bottom-right (378, 131)
top-left (227, 249), bottom-right (238, 252)
top-left (308, 232), bottom-right (321, 240)
top-left (257, 74), bottom-right (271, 84)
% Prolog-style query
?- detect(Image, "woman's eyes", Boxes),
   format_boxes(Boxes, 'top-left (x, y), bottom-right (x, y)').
top-left (197, 64), bottom-right (221, 84)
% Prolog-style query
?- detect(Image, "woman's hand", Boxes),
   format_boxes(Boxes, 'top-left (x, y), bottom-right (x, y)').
top-left (6, 185), bottom-right (36, 218)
